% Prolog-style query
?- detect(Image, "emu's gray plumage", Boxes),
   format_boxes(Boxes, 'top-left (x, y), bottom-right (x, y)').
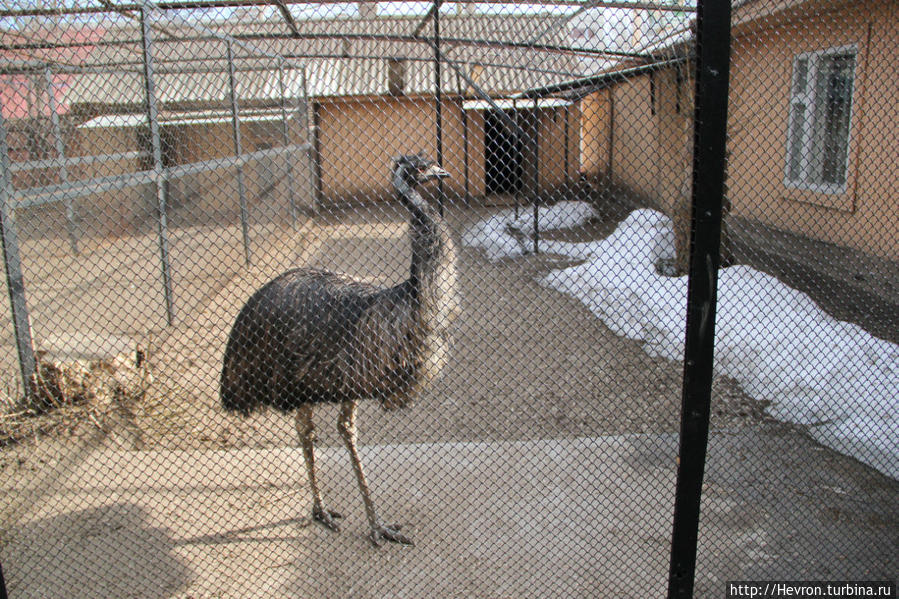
top-left (220, 155), bottom-right (457, 545)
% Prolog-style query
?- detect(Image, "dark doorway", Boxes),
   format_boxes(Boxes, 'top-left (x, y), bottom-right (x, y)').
top-left (484, 110), bottom-right (522, 195)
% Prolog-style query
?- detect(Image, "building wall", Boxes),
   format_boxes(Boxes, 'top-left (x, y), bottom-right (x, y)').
top-left (68, 124), bottom-right (147, 240)
top-left (61, 115), bottom-right (311, 238)
top-left (315, 95), bottom-right (579, 205)
top-left (464, 108), bottom-right (487, 199)
top-left (537, 104), bottom-right (580, 196)
top-left (579, 72), bottom-right (686, 211)
top-left (727, 0), bottom-right (897, 259)
top-left (653, 68), bottom-right (694, 218)
top-left (579, 90), bottom-right (611, 181)
top-left (578, 0), bottom-right (897, 260)
top-left (610, 75), bottom-right (661, 204)
top-left (161, 119), bottom-right (309, 225)
top-left (316, 96), bottom-right (468, 203)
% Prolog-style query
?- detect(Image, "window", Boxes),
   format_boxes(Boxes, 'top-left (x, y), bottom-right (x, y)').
top-left (785, 47), bottom-right (856, 192)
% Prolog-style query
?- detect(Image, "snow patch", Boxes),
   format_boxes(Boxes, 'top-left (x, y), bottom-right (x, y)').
top-left (461, 201), bottom-right (598, 261)
top-left (464, 206), bottom-right (899, 479)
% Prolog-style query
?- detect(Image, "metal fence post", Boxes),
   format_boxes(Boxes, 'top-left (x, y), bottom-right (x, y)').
top-left (563, 103), bottom-right (569, 185)
top-left (0, 559), bottom-right (8, 599)
top-left (433, 0), bottom-right (444, 214)
top-left (43, 67), bottom-right (79, 256)
top-left (533, 97), bottom-right (539, 254)
top-left (140, 3), bottom-right (175, 326)
top-left (304, 68), bottom-right (322, 214)
top-left (226, 40), bottom-right (251, 266)
top-left (462, 96), bottom-right (470, 206)
top-left (278, 61), bottom-right (298, 228)
top-left (0, 107), bottom-right (37, 397)
top-left (513, 99), bottom-right (519, 219)
top-left (667, 1), bottom-right (732, 598)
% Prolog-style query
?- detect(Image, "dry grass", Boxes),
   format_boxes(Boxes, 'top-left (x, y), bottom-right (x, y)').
top-left (0, 344), bottom-right (153, 449)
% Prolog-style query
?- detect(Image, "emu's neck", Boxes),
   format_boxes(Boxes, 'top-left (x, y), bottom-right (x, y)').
top-left (401, 188), bottom-right (456, 307)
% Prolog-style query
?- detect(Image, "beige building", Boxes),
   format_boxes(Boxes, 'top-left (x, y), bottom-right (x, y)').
top-left (579, 0), bottom-right (897, 260)
top-left (4, 11), bottom-right (585, 238)
top-left (314, 94), bottom-right (579, 204)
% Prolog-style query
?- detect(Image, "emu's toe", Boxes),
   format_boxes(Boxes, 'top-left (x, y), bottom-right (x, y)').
top-left (312, 508), bottom-right (343, 532)
top-left (370, 523), bottom-right (413, 547)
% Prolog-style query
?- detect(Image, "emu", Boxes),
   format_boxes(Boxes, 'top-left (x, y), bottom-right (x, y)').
top-left (220, 154), bottom-right (458, 546)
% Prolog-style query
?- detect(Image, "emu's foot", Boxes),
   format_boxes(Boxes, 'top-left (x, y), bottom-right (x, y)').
top-left (312, 508), bottom-right (343, 532)
top-left (370, 523), bottom-right (413, 547)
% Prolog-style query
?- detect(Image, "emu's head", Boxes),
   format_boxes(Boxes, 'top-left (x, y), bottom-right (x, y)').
top-left (392, 154), bottom-right (449, 201)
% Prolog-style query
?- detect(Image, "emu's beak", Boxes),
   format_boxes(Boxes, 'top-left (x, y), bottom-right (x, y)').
top-left (420, 163), bottom-right (450, 183)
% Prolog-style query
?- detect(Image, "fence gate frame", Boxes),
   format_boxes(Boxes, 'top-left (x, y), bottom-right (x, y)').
top-left (667, 1), bottom-right (733, 597)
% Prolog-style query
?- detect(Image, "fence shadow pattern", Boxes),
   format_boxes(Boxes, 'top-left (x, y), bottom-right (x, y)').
top-left (0, 2), bottom-right (896, 597)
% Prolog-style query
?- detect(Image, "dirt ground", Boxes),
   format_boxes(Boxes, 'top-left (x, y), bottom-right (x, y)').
top-left (0, 197), bottom-right (814, 503)
top-left (3, 426), bottom-right (896, 599)
top-left (24, 200), bottom-right (760, 452)
top-left (1, 199), bottom-right (895, 598)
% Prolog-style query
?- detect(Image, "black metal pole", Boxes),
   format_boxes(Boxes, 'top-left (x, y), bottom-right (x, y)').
top-left (0, 560), bottom-right (8, 599)
top-left (667, 1), bottom-right (732, 598)
top-left (300, 66), bottom-right (321, 215)
top-left (433, 0), bottom-right (444, 214)
top-left (462, 98), bottom-right (470, 206)
top-left (533, 97), bottom-right (539, 254)
top-left (607, 88), bottom-right (614, 179)
top-left (563, 103), bottom-right (570, 185)
top-left (278, 61), bottom-right (298, 229)
top-left (513, 100), bottom-right (519, 219)
top-left (311, 101), bottom-right (323, 212)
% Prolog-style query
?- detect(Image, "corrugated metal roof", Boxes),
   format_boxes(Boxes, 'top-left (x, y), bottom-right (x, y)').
top-left (462, 98), bottom-right (571, 110)
top-left (77, 107), bottom-right (289, 129)
top-left (8, 11), bottom-right (610, 107)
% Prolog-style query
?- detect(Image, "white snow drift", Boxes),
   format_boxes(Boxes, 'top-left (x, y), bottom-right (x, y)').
top-left (463, 204), bottom-right (899, 479)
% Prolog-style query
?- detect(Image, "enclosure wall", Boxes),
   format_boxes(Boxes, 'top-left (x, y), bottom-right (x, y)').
top-left (581, 0), bottom-right (897, 260)
top-left (316, 96), bottom-right (468, 202)
top-left (316, 96), bottom-right (579, 204)
top-left (537, 105), bottom-right (580, 196)
top-left (580, 72), bottom-right (689, 213)
top-left (727, 0), bottom-right (898, 259)
top-left (579, 91), bottom-right (611, 182)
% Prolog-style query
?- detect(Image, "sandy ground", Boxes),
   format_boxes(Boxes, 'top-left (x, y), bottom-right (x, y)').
top-left (79, 202), bottom-right (764, 453)
top-left (1, 200), bottom-right (896, 598)
top-left (1, 427), bottom-right (896, 599)
top-left (0, 218), bottom-right (301, 389)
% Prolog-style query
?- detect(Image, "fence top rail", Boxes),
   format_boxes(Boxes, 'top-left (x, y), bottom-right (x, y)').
top-left (0, 1), bottom-right (696, 18)
top-left (11, 142), bottom-right (311, 209)
top-left (9, 151), bottom-right (150, 174)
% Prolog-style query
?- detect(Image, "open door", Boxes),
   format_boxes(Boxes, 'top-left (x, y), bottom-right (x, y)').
top-left (484, 109), bottom-right (522, 195)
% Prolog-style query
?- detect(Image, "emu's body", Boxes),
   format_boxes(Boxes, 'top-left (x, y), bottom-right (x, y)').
top-left (220, 155), bottom-right (457, 545)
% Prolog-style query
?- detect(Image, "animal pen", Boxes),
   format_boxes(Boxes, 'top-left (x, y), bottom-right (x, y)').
top-left (0, 0), bottom-right (897, 596)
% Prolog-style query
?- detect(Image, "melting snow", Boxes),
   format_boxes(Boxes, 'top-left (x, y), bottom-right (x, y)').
top-left (464, 205), bottom-right (899, 479)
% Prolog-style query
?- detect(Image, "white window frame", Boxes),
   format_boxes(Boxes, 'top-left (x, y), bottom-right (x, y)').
top-left (784, 45), bottom-right (857, 195)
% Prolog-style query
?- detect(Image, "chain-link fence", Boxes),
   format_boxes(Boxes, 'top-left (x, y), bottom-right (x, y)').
top-left (0, 1), bottom-right (895, 597)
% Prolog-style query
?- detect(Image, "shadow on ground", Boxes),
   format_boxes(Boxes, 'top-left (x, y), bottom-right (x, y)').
top-left (4, 502), bottom-right (192, 599)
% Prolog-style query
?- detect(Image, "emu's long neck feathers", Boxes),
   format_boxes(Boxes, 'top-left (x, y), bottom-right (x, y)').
top-left (395, 179), bottom-right (456, 326)
top-left (400, 193), bottom-right (444, 285)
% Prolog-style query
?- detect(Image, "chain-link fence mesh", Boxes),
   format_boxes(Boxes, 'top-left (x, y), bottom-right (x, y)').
top-left (0, 1), bottom-right (895, 597)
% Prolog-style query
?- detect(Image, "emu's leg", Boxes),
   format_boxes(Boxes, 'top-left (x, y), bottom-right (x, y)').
top-left (337, 400), bottom-right (412, 546)
top-left (295, 405), bottom-right (342, 531)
